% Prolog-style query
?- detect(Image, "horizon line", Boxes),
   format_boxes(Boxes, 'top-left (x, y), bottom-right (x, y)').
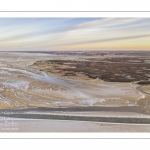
top-left (0, 50), bottom-right (150, 52)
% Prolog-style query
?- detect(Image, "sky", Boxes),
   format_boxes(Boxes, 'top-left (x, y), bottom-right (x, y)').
top-left (0, 18), bottom-right (150, 51)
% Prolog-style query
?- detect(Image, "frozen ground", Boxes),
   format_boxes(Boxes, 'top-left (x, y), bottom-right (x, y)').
top-left (0, 52), bottom-right (144, 108)
top-left (0, 52), bottom-right (149, 132)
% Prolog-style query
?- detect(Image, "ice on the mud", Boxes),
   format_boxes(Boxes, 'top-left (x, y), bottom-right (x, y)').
top-left (80, 98), bottom-right (106, 106)
top-left (2, 80), bottom-right (29, 90)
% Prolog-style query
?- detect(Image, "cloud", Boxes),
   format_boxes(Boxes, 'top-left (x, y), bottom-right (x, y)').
top-left (0, 18), bottom-right (150, 51)
top-left (67, 18), bottom-right (144, 30)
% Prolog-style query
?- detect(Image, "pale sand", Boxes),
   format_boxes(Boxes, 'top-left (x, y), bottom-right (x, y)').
top-left (141, 85), bottom-right (150, 94)
top-left (0, 118), bottom-right (150, 132)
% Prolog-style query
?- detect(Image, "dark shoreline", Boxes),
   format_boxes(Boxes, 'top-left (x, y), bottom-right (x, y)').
top-left (0, 106), bottom-right (142, 113)
top-left (1, 106), bottom-right (150, 124)
top-left (1, 113), bottom-right (150, 124)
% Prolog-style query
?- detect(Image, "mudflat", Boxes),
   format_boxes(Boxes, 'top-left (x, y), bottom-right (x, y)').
top-left (0, 51), bottom-right (150, 131)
